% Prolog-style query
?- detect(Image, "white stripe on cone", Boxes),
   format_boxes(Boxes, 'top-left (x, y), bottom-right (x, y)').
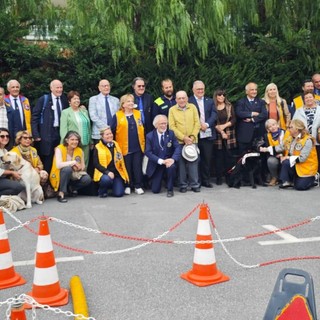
top-left (36, 235), bottom-right (53, 253)
top-left (33, 265), bottom-right (59, 286)
top-left (196, 220), bottom-right (212, 236)
top-left (193, 248), bottom-right (216, 265)
top-left (0, 251), bottom-right (14, 270)
top-left (0, 225), bottom-right (8, 240)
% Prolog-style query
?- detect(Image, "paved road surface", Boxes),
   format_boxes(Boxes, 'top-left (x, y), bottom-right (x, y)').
top-left (1, 183), bottom-right (320, 319)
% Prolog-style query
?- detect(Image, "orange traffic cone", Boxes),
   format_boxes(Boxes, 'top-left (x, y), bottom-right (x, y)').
top-left (25, 219), bottom-right (68, 308)
top-left (0, 209), bottom-right (26, 289)
top-left (10, 296), bottom-right (27, 320)
top-left (181, 203), bottom-right (230, 286)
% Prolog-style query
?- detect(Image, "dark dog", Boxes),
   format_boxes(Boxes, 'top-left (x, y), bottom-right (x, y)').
top-left (227, 138), bottom-right (265, 189)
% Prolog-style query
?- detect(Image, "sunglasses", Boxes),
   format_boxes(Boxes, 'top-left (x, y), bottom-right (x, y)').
top-left (0, 134), bottom-right (9, 139)
top-left (22, 136), bottom-right (33, 140)
top-left (216, 93), bottom-right (226, 97)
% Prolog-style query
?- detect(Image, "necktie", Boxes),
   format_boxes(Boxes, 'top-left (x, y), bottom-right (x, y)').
top-left (105, 96), bottom-right (112, 125)
top-left (198, 99), bottom-right (205, 123)
top-left (138, 96), bottom-right (145, 124)
top-left (160, 134), bottom-right (165, 148)
top-left (14, 98), bottom-right (23, 129)
top-left (56, 97), bottom-right (61, 125)
top-left (107, 142), bottom-right (113, 148)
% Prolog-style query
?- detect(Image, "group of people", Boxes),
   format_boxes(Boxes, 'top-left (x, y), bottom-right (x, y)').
top-left (0, 74), bottom-right (319, 205)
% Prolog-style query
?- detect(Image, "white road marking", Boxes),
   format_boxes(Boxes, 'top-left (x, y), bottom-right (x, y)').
top-left (258, 225), bottom-right (320, 245)
top-left (13, 256), bottom-right (84, 266)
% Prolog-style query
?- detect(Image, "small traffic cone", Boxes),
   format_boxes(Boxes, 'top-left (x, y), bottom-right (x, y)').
top-left (10, 295), bottom-right (27, 320)
top-left (0, 209), bottom-right (26, 289)
top-left (181, 203), bottom-right (230, 287)
top-left (25, 219), bottom-right (68, 308)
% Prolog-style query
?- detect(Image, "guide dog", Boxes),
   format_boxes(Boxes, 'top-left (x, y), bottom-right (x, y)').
top-left (227, 138), bottom-right (265, 189)
top-left (1, 152), bottom-right (44, 208)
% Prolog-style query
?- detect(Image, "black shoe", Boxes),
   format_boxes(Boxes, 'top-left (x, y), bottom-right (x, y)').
top-left (99, 193), bottom-right (108, 198)
top-left (69, 190), bottom-right (78, 197)
top-left (57, 195), bottom-right (68, 203)
top-left (216, 177), bottom-right (222, 185)
top-left (167, 191), bottom-right (174, 197)
top-left (191, 187), bottom-right (201, 192)
top-left (202, 182), bottom-right (213, 188)
top-left (179, 187), bottom-right (187, 193)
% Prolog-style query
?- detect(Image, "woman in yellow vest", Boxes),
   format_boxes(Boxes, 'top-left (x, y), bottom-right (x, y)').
top-left (263, 83), bottom-right (291, 130)
top-left (261, 119), bottom-right (318, 190)
top-left (93, 127), bottom-right (129, 197)
top-left (260, 119), bottom-right (290, 186)
top-left (11, 130), bottom-right (48, 186)
top-left (111, 94), bottom-right (145, 195)
top-left (50, 131), bottom-right (92, 202)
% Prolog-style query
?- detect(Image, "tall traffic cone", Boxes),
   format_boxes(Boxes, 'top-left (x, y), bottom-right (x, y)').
top-left (181, 203), bottom-right (230, 286)
top-left (25, 219), bottom-right (68, 308)
top-left (0, 209), bottom-right (26, 289)
top-left (10, 295), bottom-right (27, 320)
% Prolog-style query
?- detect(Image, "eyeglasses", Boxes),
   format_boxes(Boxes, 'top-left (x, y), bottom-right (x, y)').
top-left (22, 136), bottom-right (33, 140)
top-left (137, 85), bottom-right (145, 88)
top-left (0, 135), bottom-right (9, 139)
top-left (288, 126), bottom-right (294, 129)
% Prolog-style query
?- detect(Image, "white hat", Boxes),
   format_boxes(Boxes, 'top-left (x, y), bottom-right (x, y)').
top-left (182, 144), bottom-right (199, 162)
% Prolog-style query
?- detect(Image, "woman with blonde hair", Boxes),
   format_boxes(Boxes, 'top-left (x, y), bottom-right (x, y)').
top-left (11, 130), bottom-right (48, 186)
top-left (263, 83), bottom-right (291, 130)
top-left (111, 94), bottom-right (145, 195)
top-left (260, 119), bottom-right (317, 190)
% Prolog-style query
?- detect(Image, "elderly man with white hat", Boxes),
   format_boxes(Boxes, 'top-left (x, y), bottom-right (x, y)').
top-left (168, 90), bottom-right (201, 193)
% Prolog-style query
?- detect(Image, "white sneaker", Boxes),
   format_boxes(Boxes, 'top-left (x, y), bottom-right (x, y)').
top-left (124, 187), bottom-right (131, 195)
top-left (134, 188), bottom-right (144, 195)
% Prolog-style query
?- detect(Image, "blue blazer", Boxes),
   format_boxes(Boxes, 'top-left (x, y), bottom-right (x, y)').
top-left (188, 96), bottom-right (217, 140)
top-left (235, 97), bottom-right (267, 143)
top-left (31, 93), bottom-right (68, 155)
top-left (133, 93), bottom-right (154, 134)
top-left (145, 129), bottom-right (181, 177)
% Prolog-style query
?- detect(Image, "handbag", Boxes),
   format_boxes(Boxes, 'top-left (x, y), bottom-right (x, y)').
top-left (317, 127), bottom-right (320, 144)
top-left (71, 171), bottom-right (87, 180)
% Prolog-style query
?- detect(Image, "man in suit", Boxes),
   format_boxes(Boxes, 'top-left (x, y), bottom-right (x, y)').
top-left (145, 115), bottom-right (181, 197)
top-left (236, 82), bottom-right (268, 154)
top-left (132, 77), bottom-right (154, 134)
top-left (189, 80), bottom-right (217, 188)
top-left (31, 79), bottom-right (68, 173)
top-left (4, 79), bottom-right (32, 148)
top-left (89, 79), bottom-right (120, 145)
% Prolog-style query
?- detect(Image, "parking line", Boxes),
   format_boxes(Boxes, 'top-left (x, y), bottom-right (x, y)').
top-left (13, 256), bottom-right (84, 266)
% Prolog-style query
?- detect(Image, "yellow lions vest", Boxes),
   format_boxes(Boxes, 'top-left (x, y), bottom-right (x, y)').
top-left (50, 145), bottom-right (83, 191)
top-left (10, 146), bottom-right (40, 168)
top-left (93, 141), bottom-right (129, 183)
top-left (115, 109), bottom-right (145, 156)
top-left (285, 134), bottom-right (318, 177)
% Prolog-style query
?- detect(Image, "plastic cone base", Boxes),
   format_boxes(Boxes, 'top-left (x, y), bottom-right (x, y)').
top-left (181, 269), bottom-right (230, 287)
top-left (25, 288), bottom-right (69, 309)
top-left (0, 269), bottom-right (26, 290)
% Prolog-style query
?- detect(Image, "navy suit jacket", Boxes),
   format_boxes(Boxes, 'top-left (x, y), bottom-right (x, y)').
top-left (235, 97), bottom-right (267, 143)
top-left (145, 129), bottom-right (181, 177)
top-left (188, 96), bottom-right (217, 140)
top-left (134, 93), bottom-right (154, 134)
top-left (31, 93), bottom-right (68, 155)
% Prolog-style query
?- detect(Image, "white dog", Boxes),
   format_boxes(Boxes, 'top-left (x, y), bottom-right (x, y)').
top-left (1, 152), bottom-right (44, 208)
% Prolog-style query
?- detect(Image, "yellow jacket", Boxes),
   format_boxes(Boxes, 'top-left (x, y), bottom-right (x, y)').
top-left (50, 145), bottom-right (83, 191)
top-left (93, 140), bottom-right (129, 183)
top-left (115, 109), bottom-right (145, 155)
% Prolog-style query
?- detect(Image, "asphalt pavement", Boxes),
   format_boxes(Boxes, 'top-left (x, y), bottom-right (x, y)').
top-left (1, 182), bottom-right (320, 319)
